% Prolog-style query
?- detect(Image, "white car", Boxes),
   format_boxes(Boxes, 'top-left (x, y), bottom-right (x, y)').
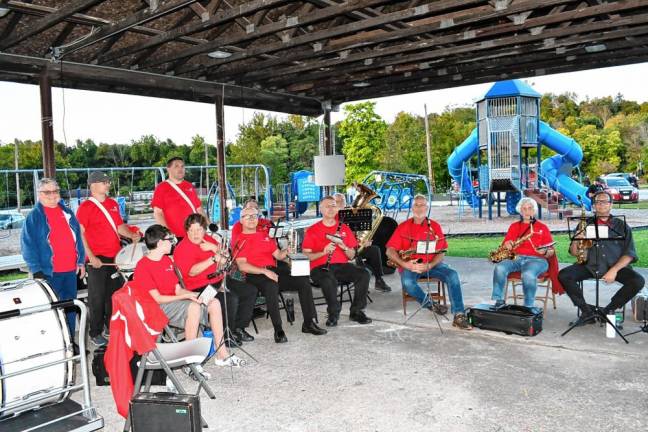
top-left (0, 210), bottom-right (26, 230)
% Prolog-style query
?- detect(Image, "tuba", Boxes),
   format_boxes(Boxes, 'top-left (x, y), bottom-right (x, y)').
top-left (351, 183), bottom-right (383, 253)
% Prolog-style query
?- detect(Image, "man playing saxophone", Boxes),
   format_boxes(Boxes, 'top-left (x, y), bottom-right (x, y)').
top-left (490, 198), bottom-right (556, 308)
top-left (385, 194), bottom-right (472, 330)
top-left (558, 190), bottom-right (644, 325)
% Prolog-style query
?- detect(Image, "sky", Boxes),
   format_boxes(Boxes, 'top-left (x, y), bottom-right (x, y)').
top-left (1, 62), bottom-right (648, 147)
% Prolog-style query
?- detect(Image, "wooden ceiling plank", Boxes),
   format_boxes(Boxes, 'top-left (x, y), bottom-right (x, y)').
top-left (0, 0), bottom-right (106, 50)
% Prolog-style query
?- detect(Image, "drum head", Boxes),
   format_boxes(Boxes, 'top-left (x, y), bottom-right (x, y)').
top-left (115, 243), bottom-right (147, 271)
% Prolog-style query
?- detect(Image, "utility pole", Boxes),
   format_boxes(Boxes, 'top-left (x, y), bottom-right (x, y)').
top-left (14, 141), bottom-right (20, 211)
top-left (424, 104), bottom-right (436, 193)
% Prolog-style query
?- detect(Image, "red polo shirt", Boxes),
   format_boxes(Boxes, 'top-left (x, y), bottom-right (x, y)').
top-left (386, 218), bottom-right (448, 264)
top-left (134, 255), bottom-right (179, 296)
top-left (77, 197), bottom-right (124, 258)
top-left (173, 236), bottom-right (223, 290)
top-left (151, 180), bottom-right (202, 237)
top-left (236, 231), bottom-right (278, 268)
top-left (302, 220), bottom-right (358, 270)
top-left (230, 217), bottom-right (273, 246)
top-left (503, 220), bottom-right (553, 258)
top-left (43, 206), bottom-right (77, 272)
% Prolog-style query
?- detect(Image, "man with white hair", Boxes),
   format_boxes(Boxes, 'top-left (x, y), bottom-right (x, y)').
top-left (491, 197), bottom-right (556, 308)
top-left (386, 194), bottom-right (471, 329)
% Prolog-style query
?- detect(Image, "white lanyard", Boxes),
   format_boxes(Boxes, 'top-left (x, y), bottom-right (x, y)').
top-left (88, 197), bottom-right (120, 238)
top-left (166, 180), bottom-right (197, 213)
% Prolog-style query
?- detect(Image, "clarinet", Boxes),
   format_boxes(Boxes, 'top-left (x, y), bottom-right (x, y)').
top-left (324, 215), bottom-right (345, 271)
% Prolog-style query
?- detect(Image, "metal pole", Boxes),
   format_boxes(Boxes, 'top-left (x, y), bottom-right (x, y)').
top-left (39, 71), bottom-right (55, 178)
top-left (215, 95), bottom-right (228, 228)
top-left (323, 107), bottom-right (332, 196)
top-left (14, 142), bottom-right (20, 210)
top-left (424, 104), bottom-right (435, 193)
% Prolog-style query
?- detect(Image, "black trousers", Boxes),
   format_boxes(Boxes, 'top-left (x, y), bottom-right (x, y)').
top-left (359, 244), bottom-right (383, 278)
top-left (246, 271), bottom-right (283, 329)
top-left (311, 263), bottom-right (370, 316)
top-left (87, 255), bottom-right (123, 338)
top-left (219, 277), bottom-right (257, 330)
top-left (275, 261), bottom-right (318, 324)
top-left (558, 264), bottom-right (645, 311)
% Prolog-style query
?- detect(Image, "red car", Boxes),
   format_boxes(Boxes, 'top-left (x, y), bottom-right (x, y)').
top-left (599, 177), bottom-right (639, 203)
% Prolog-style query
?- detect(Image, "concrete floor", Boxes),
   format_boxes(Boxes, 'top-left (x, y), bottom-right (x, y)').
top-left (78, 257), bottom-right (648, 432)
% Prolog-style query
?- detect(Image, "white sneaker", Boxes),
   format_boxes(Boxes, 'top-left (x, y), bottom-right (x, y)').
top-left (182, 364), bottom-right (212, 380)
top-left (215, 354), bottom-right (245, 368)
top-left (165, 377), bottom-right (177, 393)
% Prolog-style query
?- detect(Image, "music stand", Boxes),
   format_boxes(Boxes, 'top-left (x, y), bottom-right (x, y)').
top-left (561, 215), bottom-right (629, 344)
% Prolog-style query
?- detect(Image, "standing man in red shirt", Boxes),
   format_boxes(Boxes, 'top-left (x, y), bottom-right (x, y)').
top-left (386, 194), bottom-right (472, 330)
top-left (77, 171), bottom-right (141, 346)
top-left (152, 157), bottom-right (206, 240)
top-left (21, 178), bottom-right (85, 339)
top-left (302, 196), bottom-right (372, 327)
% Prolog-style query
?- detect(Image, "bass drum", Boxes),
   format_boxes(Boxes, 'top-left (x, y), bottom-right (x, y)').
top-left (0, 279), bottom-right (73, 418)
top-left (115, 242), bottom-right (147, 276)
top-left (370, 216), bottom-right (398, 274)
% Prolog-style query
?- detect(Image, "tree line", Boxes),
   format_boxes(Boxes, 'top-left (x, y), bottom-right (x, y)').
top-left (1, 92), bottom-right (646, 207)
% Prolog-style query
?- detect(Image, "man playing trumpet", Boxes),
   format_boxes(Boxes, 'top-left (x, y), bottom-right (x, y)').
top-left (386, 194), bottom-right (471, 330)
top-left (490, 198), bottom-right (556, 308)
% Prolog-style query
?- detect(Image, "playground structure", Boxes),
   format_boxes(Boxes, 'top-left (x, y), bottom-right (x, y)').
top-left (447, 80), bottom-right (590, 220)
top-left (361, 171), bottom-right (432, 219)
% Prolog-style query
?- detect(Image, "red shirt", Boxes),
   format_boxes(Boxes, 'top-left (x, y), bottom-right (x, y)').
top-left (503, 220), bottom-right (553, 258)
top-left (237, 231), bottom-right (277, 268)
top-left (76, 197), bottom-right (124, 258)
top-left (173, 236), bottom-right (223, 290)
top-left (230, 217), bottom-right (273, 246)
top-left (302, 220), bottom-right (358, 270)
top-left (43, 206), bottom-right (77, 272)
top-left (386, 218), bottom-right (449, 264)
top-left (151, 180), bottom-right (202, 237)
top-left (133, 255), bottom-right (179, 296)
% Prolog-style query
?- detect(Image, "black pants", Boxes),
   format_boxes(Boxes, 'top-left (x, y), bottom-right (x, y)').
top-left (558, 264), bottom-right (645, 311)
top-left (87, 255), bottom-right (123, 338)
top-left (219, 277), bottom-right (257, 330)
top-left (311, 263), bottom-right (370, 316)
top-left (246, 271), bottom-right (283, 329)
top-left (275, 261), bottom-right (318, 324)
top-left (359, 244), bottom-right (383, 278)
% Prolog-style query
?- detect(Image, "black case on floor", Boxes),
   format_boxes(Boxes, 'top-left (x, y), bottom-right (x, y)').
top-left (467, 303), bottom-right (543, 336)
top-left (92, 346), bottom-right (110, 386)
top-left (129, 392), bottom-right (201, 432)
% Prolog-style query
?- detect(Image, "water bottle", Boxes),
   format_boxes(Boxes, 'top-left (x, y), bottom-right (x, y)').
top-left (202, 329), bottom-right (216, 356)
top-left (606, 314), bottom-right (616, 338)
top-left (615, 310), bottom-right (624, 330)
top-left (285, 298), bottom-right (295, 323)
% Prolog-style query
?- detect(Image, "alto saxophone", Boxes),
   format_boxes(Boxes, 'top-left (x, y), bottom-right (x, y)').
top-left (387, 234), bottom-right (447, 268)
top-left (574, 200), bottom-right (593, 265)
top-left (488, 225), bottom-right (534, 263)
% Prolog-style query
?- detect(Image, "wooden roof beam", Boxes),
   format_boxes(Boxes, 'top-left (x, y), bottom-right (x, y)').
top-left (0, 0), bottom-right (106, 50)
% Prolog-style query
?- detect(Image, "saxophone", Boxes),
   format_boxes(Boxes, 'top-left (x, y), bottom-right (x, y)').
top-left (574, 199), bottom-right (593, 265)
top-left (488, 224), bottom-right (534, 263)
top-left (386, 232), bottom-right (447, 269)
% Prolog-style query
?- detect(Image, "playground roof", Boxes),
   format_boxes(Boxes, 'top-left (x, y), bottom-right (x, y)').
top-left (481, 79), bottom-right (542, 100)
top-left (1, 1), bottom-right (648, 116)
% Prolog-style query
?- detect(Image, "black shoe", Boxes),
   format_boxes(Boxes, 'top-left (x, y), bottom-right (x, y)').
top-left (302, 321), bottom-right (327, 336)
top-left (274, 329), bottom-right (288, 343)
top-left (325, 314), bottom-right (339, 327)
top-left (349, 311), bottom-right (372, 324)
top-left (234, 328), bottom-right (254, 342)
top-left (374, 277), bottom-right (392, 292)
top-left (494, 300), bottom-right (505, 309)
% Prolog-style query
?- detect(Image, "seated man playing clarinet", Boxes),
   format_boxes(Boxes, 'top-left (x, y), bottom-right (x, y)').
top-left (558, 190), bottom-right (644, 325)
top-left (386, 194), bottom-right (472, 330)
top-left (233, 207), bottom-right (327, 343)
top-left (302, 196), bottom-right (372, 327)
top-left (490, 197), bottom-right (558, 308)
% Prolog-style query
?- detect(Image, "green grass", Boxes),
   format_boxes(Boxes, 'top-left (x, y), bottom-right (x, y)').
top-left (0, 272), bottom-right (28, 282)
top-left (613, 201), bottom-right (648, 209)
top-left (446, 230), bottom-right (648, 268)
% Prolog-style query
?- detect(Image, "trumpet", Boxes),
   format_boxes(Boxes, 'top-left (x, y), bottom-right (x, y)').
top-left (488, 225), bottom-right (534, 263)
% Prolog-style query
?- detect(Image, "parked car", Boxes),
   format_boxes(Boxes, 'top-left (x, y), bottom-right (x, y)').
top-left (0, 210), bottom-right (26, 230)
top-left (604, 172), bottom-right (639, 188)
top-left (599, 177), bottom-right (639, 203)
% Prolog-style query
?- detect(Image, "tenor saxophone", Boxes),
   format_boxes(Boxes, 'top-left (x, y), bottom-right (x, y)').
top-left (574, 200), bottom-right (593, 265)
top-left (488, 225), bottom-right (534, 263)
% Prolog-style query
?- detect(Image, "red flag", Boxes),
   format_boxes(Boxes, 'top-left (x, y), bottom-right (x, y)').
top-left (104, 281), bottom-right (168, 418)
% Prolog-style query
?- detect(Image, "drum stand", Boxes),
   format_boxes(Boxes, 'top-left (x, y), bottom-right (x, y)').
top-left (402, 276), bottom-right (447, 334)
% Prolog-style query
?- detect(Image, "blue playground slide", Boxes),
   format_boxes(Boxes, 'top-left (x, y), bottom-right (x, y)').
top-left (447, 122), bottom-right (591, 211)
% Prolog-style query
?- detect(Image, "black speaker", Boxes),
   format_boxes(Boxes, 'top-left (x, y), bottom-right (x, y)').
top-left (129, 392), bottom-right (201, 432)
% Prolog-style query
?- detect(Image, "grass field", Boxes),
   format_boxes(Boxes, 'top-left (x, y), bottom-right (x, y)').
top-left (0, 272), bottom-right (28, 282)
top-left (446, 229), bottom-right (648, 268)
top-left (613, 201), bottom-right (648, 209)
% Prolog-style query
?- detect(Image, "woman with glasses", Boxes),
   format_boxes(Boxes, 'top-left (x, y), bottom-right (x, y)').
top-left (21, 178), bottom-right (86, 340)
top-left (174, 213), bottom-right (257, 347)
top-left (558, 190), bottom-right (644, 325)
top-left (134, 224), bottom-right (243, 368)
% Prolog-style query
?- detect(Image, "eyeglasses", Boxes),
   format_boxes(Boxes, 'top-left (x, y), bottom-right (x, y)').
top-left (594, 200), bottom-right (611, 205)
top-left (39, 189), bottom-right (60, 196)
top-left (241, 214), bottom-right (259, 220)
top-left (162, 236), bottom-right (175, 242)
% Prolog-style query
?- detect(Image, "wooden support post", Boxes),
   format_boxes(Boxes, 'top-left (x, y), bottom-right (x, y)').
top-left (322, 107), bottom-right (332, 196)
top-left (214, 95), bottom-right (227, 229)
top-left (39, 71), bottom-right (55, 178)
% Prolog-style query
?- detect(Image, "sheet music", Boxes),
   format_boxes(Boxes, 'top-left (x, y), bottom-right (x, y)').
top-left (416, 240), bottom-right (436, 254)
top-left (585, 225), bottom-right (609, 239)
top-left (198, 284), bottom-right (217, 305)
